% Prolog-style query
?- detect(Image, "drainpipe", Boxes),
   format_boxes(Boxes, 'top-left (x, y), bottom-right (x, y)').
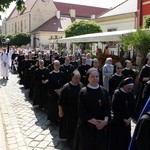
top-left (139, 0), bottom-right (143, 27)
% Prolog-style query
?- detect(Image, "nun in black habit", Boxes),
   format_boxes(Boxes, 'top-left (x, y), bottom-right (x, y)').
top-left (58, 70), bottom-right (83, 147)
top-left (134, 58), bottom-right (150, 120)
top-left (47, 60), bottom-right (65, 123)
top-left (33, 59), bottom-right (49, 109)
top-left (109, 77), bottom-right (135, 150)
top-left (73, 68), bottom-right (110, 150)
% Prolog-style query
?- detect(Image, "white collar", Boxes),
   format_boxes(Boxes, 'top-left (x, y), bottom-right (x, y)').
top-left (120, 87), bottom-right (127, 93)
top-left (125, 67), bottom-right (131, 70)
top-left (115, 73), bottom-right (122, 76)
top-left (87, 84), bottom-right (99, 89)
top-left (70, 81), bottom-right (79, 86)
top-left (53, 70), bottom-right (60, 73)
top-left (146, 64), bottom-right (150, 67)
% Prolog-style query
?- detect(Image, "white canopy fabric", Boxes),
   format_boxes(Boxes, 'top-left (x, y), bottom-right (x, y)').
top-left (57, 29), bottom-right (136, 43)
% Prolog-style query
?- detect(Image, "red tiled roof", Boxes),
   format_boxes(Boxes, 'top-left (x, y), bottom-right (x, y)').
top-left (7, 1), bottom-right (108, 20)
top-left (31, 16), bottom-right (76, 33)
top-left (54, 2), bottom-right (108, 18)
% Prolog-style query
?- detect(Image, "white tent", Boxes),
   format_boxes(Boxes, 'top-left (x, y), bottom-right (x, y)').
top-left (57, 29), bottom-right (136, 43)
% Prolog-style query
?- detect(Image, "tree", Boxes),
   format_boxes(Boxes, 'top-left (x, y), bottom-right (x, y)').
top-left (65, 20), bottom-right (102, 37)
top-left (0, 34), bottom-right (5, 46)
top-left (121, 29), bottom-right (150, 64)
top-left (145, 17), bottom-right (150, 29)
top-left (0, 0), bottom-right (25, 12)
top-left (13, 33), bottom-right (31, 47)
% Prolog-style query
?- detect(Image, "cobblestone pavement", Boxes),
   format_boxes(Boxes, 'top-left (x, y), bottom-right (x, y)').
top-left (0, 73), bottom-right (70, 150)
top-left (0, 72), bottom-right (136, 150)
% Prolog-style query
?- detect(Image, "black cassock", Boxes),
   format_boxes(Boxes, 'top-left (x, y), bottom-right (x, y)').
top-left (60, 64), bottom-right (74, 84)
top-left (134, 112), bottom-right (150, 150)
top-left (29, 64), bottom-right (38, 99)
top-left (73, 86), bottom-right (110, 150)
top-left (33, 68), bottom-right (49, 109)
top-left (78, 64), bottom-right (91, 85)
top-left (58, 82), bottom-right (83, 146)
top-left (48, 71), bottom-right (65, 122)
top-left (109, 88), bottom-right (135, 150)
top-left (109, 74), bottom-right (125, 99)
top-left (122, 68), bottom-right (136, 81)
top-left (134, 65), bottom-right (150, 120)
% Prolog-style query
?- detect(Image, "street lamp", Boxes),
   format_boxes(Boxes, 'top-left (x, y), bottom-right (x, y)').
top-left (1, 38), bottom-right (10, 53)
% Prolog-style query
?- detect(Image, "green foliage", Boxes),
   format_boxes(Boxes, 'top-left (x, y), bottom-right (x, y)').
top-left (145, 17), bottom-right (150, 28)
top-left (13, 32), bottom-right (31, 46)
top-left (121, 29), bottom-right (150, 57)
top-left (0, 0), bottom-right (25, 12)
top-left (65, 20), bottom-right (102, 38)
top-left (0, 34), bottom-right (5, 46)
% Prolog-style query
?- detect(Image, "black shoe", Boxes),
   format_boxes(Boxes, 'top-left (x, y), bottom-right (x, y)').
top-left (3, 77), bottom-right (5, 79)
top-left (6, 77), bottom-right (8, 80)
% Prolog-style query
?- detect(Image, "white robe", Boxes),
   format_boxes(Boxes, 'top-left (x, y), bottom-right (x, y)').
top-left (0, 52), bottom-right (11, 77)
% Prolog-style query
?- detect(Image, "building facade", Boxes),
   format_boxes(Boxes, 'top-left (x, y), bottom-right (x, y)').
top-left (137, 0), bottom-right (150, 27)
top-left (2, 0), bottom-right (108, 48)
top-left (94, 0), bottom-right (137, 32)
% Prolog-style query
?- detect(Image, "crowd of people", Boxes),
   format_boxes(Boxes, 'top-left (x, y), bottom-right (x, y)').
top-left (0, 47), bottom-right (150, 150)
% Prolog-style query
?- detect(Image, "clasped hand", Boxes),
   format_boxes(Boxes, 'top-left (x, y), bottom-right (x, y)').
top-left (96, 120), bottom-right (107, 130)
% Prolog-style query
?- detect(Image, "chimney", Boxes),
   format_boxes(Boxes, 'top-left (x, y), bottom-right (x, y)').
top-left (56, 10), bottom-right (60, 19)
top-left (91, 15), bottom-right (96, 19)
top-left (69, 9), bottom-right (76, 18)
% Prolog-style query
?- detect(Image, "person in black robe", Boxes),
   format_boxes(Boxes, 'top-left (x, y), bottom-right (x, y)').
top-left (73, 68), bottom-right (110, 150)
top-left (23, 53), bottom-right (35, 89)
top-left (60, 56), bottom-right (74, 84)
top-left (47, 60), bottom-right (65, 123)
top-left (122, 60), bottom-right (136, 81)
top-left (17, 50), bottom-right (25, 78)
top-left (33, 59), bottom-right (49, 109)
top-left (134, 110), bottom-right (150, 150)
top-left (142, 80), bottom-right (150, 104)
top-left (29, 60), bottom-right (39, 99)
top-left (109, 62), bottom-right (125, 101)
top-left (58, 70), bottom-right (83, 147)
top-left (43, 53), bottom-right (50, 67)
top-left (134, 58), bottom-right (150, 120)
top-left (77, 57), bottom-right (91, 86)
top-left (109, 77), bottom-right (135, 150)
top-left (92, 58), bottom-right (103, 86)
top-left (70, 54), bottom-right (79, 69)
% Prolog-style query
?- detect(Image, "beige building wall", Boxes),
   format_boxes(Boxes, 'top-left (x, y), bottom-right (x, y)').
top-left (96, 13), bottom-right (136, 32)
top-left (99, 17), bottom-right (136, 32)
top-left (31, 31), bottom-right (64, 48)
top-left (31, 0), bottom-right (57, 31)
top-left (6, 13), bottom-right (30, 35)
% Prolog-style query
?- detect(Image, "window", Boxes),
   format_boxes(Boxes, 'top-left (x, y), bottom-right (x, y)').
top-left (107, 28), bottom-right (117, 32)
top-left (24, 19), bottom-right (27, 29)
top-left (21, 20), bottom-right (23, 32)
top-left (15, 22), bottom-right (17, 34)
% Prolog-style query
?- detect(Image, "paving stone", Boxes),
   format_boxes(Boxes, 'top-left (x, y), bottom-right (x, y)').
top-left (0, 73), bottom-right (136, 150)
top-left (29, 141), bottom-right (39, 147)
top-left (37, 141), bottom-right (50, 149)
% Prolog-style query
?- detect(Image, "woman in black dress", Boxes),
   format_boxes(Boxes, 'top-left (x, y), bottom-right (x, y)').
top-left (73, 68), bottom-right (110, 150)
top-left (48, 60), bottom-right (64, 123)
top-left (109, 77), bottom-right (135, 150)
top-left (109, 62), bottom-right (125, 101)
top-left (58, 70), bottom-right (83, 147)
top-left (33, 59), bottom-right (49, 109)
top-left (134, 58), bottom-right (150, 120)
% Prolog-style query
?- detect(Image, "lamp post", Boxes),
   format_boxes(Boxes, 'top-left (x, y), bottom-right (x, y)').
top-left (1, 38), bottom-right (10, 53)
